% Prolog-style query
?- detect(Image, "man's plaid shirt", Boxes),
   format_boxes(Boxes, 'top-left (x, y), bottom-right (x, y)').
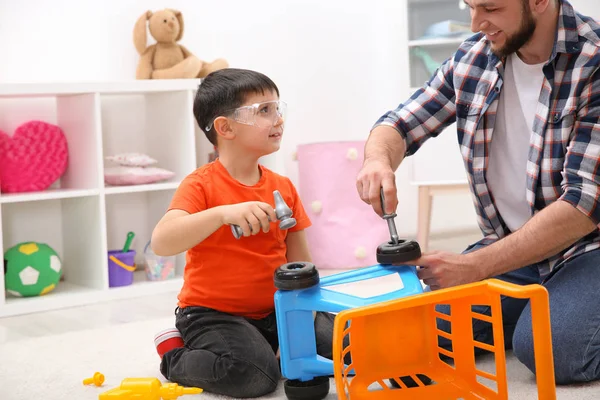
top-left (376, 0), bottom-right (600, 276)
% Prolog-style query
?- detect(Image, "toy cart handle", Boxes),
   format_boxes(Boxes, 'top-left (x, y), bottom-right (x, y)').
top-left (486, 279), bottom-right (556, 399)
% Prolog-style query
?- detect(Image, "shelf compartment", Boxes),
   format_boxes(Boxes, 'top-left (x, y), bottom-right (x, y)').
top-left (408, 0), bottom-right (471, 41)
top-left (0, 93), bottom-right (102, 194)
top-left (104, 189), bottom-right (186, 285)
top-left (100, 90), bottom-right (197, 186)
top-left (1, 195), bottom-right (106, 304)
top-left (409, 46), bottom-right (459, 89)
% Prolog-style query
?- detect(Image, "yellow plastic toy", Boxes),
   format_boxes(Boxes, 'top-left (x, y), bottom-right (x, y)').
top-left (332, 279), bottom-right (556, 400)
top-left (83, 372), bottom-right (106, 387)
top-left (99, 378), bottom-right (202, 400)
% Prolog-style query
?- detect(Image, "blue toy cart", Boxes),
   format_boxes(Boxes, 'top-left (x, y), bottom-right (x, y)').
top-left (274, 188), bottom-right (424, 399)
top-left (274, 254), bottom-right (424, 400)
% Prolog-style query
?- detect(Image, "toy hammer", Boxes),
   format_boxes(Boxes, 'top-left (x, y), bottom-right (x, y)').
top-left (231, 190), bottom-right (296, 239)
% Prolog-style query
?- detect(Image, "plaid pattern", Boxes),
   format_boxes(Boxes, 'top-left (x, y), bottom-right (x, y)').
top-left (376, 0), bottom-right (600, 276)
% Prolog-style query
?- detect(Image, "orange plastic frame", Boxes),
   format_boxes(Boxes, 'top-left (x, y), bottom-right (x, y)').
top-left (332, 279), bottom-right (555, 400)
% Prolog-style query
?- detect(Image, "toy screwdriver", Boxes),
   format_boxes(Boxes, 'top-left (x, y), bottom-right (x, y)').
top-left (99, 377), bottom-right (202, 400)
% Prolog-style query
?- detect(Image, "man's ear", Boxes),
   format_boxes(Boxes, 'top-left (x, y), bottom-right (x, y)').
top-left (532, 0), bottom-right (552, 13)
top-left (213, 116), bottom-right (235, 140)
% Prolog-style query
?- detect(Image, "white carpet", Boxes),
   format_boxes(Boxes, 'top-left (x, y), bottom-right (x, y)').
top-left (0, 316), bottom-right (598, 400)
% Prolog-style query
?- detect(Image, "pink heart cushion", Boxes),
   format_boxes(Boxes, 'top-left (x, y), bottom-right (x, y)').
top-left (0, 121), bottom-right (69, 193)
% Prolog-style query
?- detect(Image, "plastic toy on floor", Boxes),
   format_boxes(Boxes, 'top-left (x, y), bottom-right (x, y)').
top-left (99, 377), bottom-right (202, 400)
top-left (83, 372), bottom-right (105, 387)
top-left (274, 189), bottom-right (423, 400)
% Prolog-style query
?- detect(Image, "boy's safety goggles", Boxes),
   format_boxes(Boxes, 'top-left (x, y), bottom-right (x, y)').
top-left (205, 100), bottom-right (287, 132)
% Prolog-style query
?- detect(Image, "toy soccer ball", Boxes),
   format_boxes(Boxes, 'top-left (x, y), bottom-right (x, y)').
top-left (4, 242), bottom-right (62, 297)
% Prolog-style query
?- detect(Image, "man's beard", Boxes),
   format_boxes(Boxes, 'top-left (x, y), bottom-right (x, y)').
top-left (491, 3), bottom-right (537, 58)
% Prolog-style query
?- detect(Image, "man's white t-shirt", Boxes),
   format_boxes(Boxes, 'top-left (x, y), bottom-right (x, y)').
top-left (487, 54), bottom-right (546, 232)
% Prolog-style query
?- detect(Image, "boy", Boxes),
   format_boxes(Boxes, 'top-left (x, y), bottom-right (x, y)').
top-left (150, 68), bottom-right (337, 398)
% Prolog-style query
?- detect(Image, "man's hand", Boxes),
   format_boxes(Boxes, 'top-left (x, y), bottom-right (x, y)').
top-left (356, 158), bottom-right (397, 217)
top-left (411, 251), bottom-right (485, 290)
top-left (357, 125), bottom-right (407, 216)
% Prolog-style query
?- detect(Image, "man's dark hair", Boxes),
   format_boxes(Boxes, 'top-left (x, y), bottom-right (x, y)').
top-left (193, 68), bottom-right (280, 146)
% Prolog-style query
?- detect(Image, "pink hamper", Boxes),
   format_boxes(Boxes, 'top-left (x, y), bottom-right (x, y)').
top-left (297, 141), bottom-right (389, 269)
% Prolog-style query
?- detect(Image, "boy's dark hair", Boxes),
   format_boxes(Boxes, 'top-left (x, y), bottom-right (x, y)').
top-left (193, 68), bottom-right (280, 146)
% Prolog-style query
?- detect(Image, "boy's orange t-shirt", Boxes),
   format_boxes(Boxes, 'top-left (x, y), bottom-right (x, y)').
top-left (168, 159), bottom-right (311, 319)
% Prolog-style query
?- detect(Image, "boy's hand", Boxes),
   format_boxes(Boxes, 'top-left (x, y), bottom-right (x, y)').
top-left (220, 202), bottom-right (277, 237)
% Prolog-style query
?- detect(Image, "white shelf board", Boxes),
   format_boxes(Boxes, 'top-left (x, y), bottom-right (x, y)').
top-left (2, 281), bottom-right (102, 318)
top-left (0, 274), bottom-right (183, 318)
top-left (0, 188), bottom-right (100, 204)
top-left (409, 36), bottom-right (468, 47)
top-left (107, 272), bottom-right (183, 299)
top-left (0, 79), bottom-right (201, 98)
top-left (104, 181), bottom-right (181, 195)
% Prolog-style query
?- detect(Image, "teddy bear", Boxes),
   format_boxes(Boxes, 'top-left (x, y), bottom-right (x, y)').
top-left (133, 9), bottom-right (229, 80)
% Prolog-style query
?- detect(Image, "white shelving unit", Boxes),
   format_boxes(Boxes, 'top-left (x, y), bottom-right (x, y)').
top-left (407, 0), bottom-right (471, 90)
top-left (405, 0), bottom-right (472, 184)
top-left (405, 0), bottom-right (472, 249)
top-left (0, 79), bottom-right (217, 318)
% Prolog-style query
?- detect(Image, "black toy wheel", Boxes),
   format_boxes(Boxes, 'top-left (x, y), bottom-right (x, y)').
top-left (274, 262), bottom-right (319, 290)
top-left (376, 240), bottom-right (421, 265)
top-left (284, 376), bottom-right (330, 400)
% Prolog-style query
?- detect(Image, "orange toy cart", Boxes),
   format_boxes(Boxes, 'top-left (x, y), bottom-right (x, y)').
top-left (332, 279), bottom-right (556, 400)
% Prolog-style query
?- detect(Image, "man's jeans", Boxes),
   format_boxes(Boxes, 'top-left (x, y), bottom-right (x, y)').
top-left (160, 306), bottom-right (338, 398)
top-left (435, 246), bottom-right (600, 384)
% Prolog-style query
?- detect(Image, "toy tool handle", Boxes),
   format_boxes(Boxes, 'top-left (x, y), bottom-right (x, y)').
top-left (231, 224), bottom-right (243, 239)
top-left (380, 188), bottom-right (399, 245)
top-left (122, 231), bottom-right (135, 252)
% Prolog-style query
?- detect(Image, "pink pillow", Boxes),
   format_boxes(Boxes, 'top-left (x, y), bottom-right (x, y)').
top-left (106, 153), bottom-right (157, 167)
top-left (0, 121), bottom-right (69, 193)
top-left (104, 166), bottom-right (175, 186)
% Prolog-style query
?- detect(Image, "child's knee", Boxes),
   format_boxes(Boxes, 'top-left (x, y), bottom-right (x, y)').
top-left (223, 357), bottom-right (280, 397)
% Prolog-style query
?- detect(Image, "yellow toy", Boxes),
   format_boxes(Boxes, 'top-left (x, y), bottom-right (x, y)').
top-left (99, 377), bottom-right (202, 400)
top-left (83, 372), bottom-right (105, 387)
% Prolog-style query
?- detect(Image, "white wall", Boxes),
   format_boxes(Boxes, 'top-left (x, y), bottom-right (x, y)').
top-left (569, 0), bottom-right (596, 17)
top-left (20, 0), bottom-right (600, 239)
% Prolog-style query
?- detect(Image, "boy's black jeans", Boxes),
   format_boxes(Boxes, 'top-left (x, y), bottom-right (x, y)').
top-left (160, 306), bottom-right (341, 398)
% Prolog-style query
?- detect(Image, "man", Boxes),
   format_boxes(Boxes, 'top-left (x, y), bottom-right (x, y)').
top-left (356, 0), bottom-right (600, 384)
